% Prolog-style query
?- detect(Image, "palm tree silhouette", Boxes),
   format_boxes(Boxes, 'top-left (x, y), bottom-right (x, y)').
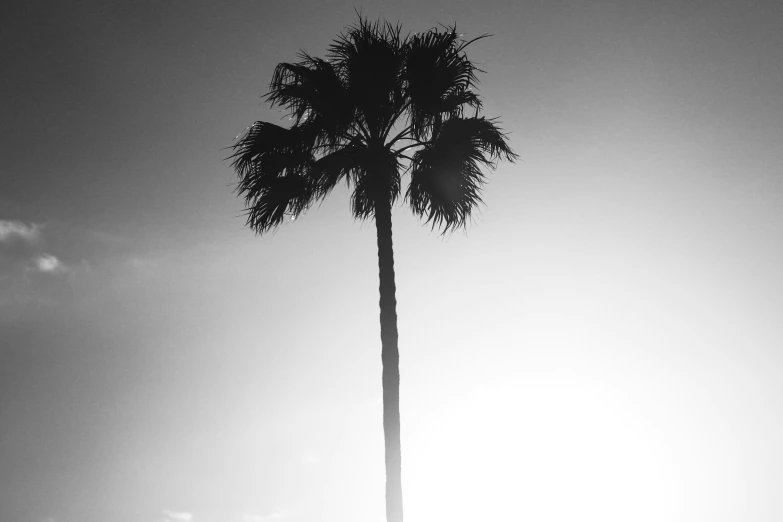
top-left (229, 16), bottom-right (517, 522)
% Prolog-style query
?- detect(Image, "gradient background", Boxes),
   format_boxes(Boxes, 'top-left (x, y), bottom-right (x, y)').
top-left (2, 1), bottom-right (782, 521)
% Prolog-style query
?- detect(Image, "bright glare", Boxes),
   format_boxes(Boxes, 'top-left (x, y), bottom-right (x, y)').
top-left (403, 316), bottom-right (687, 522)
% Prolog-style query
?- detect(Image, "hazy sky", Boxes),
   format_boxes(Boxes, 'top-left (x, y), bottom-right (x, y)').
top-left (2, 1), bottom-right (782, 521)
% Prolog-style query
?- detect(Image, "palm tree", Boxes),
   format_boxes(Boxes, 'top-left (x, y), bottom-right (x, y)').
top-left (228, 17), bottom-right (517, 522)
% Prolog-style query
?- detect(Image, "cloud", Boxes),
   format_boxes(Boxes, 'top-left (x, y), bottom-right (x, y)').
top-left (1, 220), bottom-right (46, 272)
top-left (34, 254), bottom-right (66, 273)
top-left (162, 511), bottom-right (193, 522)
top-left (0, 220), bottom-right (40, 243)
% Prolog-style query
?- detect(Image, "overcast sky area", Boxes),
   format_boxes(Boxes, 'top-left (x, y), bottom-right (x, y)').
top-left (2, 0), bottom-right (782, 521)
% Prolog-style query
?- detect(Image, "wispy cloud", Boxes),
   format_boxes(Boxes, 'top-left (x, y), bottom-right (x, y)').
top-left (34, 254), bottom-right (66, 273)
top-left (0, 219), bottom-right (40, 243)
top-left (162, 510), bottom-right (193, 522)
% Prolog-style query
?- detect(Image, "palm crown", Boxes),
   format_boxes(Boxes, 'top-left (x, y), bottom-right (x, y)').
top-left (229, 17), bottom-right (517, 233)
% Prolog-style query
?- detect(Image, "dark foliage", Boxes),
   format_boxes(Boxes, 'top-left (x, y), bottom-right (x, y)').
top-left (229, 15), bottom-right (517, 234)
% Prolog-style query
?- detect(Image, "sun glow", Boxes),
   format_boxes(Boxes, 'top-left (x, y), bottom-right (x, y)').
top-left (402, 316), bottom-right (687, 522)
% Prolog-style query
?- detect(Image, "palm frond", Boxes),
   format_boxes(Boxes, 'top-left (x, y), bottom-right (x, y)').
top-left (266, 53), bottom-right (354, 147)
top-left (404, 26), bottom-right (487, 140)
top-left (241, 173), bottom-right (316, 233)
top-left (229, 121), bottom-right (318, 233)
top-left (406, 117), bottom-right (517, 232)
top-left (327, 17), bottom-right (407, 139)
top-left (229, 122), bottom-right (313, 177)
top-left (311, 142), bottom-right (376, 198)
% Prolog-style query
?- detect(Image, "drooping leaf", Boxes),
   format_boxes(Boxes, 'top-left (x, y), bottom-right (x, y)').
top-left (406, 117), bottom-right (517, 232)
top-left (241, 173), bottom-right (316, 233)
top-left (267, 54), bottom-right (354, 148)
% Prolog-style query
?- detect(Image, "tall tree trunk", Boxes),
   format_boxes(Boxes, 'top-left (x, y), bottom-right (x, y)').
top-left (374, 195), bottom-right (403, 522)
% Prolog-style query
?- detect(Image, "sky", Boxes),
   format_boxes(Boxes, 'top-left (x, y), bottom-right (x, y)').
top-left (1, 0), bottom-right (782, 521)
